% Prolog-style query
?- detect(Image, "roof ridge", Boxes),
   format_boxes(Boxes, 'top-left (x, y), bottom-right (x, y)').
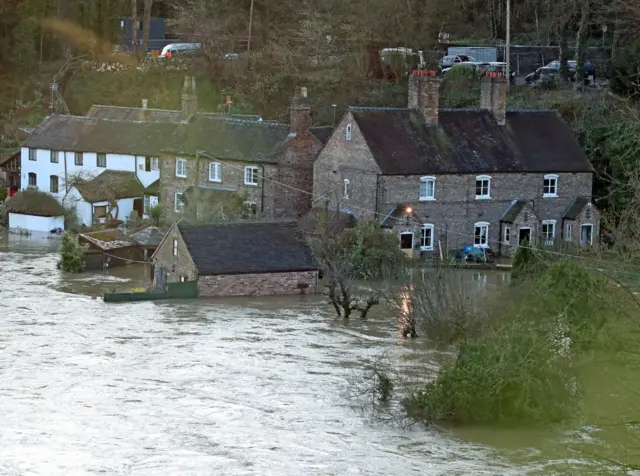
top-left (198, 116), bottom-right (289, 129)
top-left (350, 106), bottom-right (408, 111)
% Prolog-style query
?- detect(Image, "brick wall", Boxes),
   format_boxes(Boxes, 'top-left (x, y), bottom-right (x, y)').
top-left (159, 153), bottom-right (279, 221)
top-left (197, 270), bottom-right (319, 297)
top-left (382, 172), bottom-right (593, 254)
top-left (499, 202), bottom-right (539, 256)
top-left (312, 111), bottom-right (381, 220)
top-left (151, 224), bottom-right (198, 282)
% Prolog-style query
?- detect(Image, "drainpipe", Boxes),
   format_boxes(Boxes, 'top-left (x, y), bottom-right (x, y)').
top-left (260, 164), bottom-right (265, 213)
top-left (374, 175), bottom-right (380, 221)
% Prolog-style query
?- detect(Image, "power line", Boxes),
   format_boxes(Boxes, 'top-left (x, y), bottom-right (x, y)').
top-left (193, 151), bottom-right (624, 267)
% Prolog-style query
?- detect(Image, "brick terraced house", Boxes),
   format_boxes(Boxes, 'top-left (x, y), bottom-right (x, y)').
top-left (312, 70), bottom-right (599, 257)
top-left (151, 221), bottom-right (320, 296)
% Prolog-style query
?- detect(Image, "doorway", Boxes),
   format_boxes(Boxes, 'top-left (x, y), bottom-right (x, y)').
top-left (519, 227), bottom-right (531, 245)
top-left (580, 224), bottom-right (593, 246)
top-left (133, 198), bottom-right (144, 217)
top-left (399, 232), bottom-right (414, 257)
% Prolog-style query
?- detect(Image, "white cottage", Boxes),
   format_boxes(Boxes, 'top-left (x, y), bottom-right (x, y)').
top-left (4, 189), bottom-right (65, 232)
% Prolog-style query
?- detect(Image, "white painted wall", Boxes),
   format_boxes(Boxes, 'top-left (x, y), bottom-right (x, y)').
top-left (63, 186), bottom-right (137, 226)
top-left (9, 213), bottom-right (64, 232)
top-left (20, 148), bottom-right (159, 196)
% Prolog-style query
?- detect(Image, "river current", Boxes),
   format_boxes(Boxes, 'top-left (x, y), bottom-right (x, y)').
top-left (0, 233), bottom-right (529, 475)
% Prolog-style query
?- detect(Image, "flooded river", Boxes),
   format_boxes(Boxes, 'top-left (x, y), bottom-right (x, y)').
top-left (0, 232), bottom-right (633, 475)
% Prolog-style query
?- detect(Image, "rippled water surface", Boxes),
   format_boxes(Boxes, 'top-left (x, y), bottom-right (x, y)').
top-left (0, 233), bottom-right (523, 475)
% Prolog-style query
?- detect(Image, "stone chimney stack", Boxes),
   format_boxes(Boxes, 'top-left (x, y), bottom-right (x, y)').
top-left (290, 86), bottom-right (311, 136)
top-left (408, 70), bottom-right (441, 125)
top-left (480, 72), bottom-right (508, 125)
top-left (140, 99), bottom-right (149, 121)
top-left (181, 76), bottom-right (198, 119)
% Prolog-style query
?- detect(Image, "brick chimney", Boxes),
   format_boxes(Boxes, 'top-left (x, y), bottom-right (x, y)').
top-left (480, 72), bottom-right (508, 125)
top-left (408, 70), bottom-right (441, 125)
top-left (290, 86), bottom-right (311, 136)
top-left (140, 99), bottom-right (149, 121)
top-left (181, 76), bottom-right (197, 119)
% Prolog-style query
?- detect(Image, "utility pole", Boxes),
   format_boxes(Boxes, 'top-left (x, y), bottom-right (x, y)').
top-left (506, 0), bottom-right (511, 88)
top-left (246, 0), bottom-right (255, 67)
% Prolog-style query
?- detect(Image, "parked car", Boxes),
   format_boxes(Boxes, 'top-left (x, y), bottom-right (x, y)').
top-left (525, 60), bottom-right (596, 84)
top-left (441, 61), bottom-right (516, 83)
top-left (160, 43), bottom-right (203, 58)
top-left (439, 54), bottom-right (477, 69)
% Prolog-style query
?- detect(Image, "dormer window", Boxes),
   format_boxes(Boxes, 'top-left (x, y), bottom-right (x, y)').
top-left (543, 174), bottom-right (558, 197)
top-left (345, 123), bottom-right (352, 141)
top-left (343, 179), bottom-right (350, 199)
top-left (475, 175), bottom-right (491, 199)
top-left (419, 176), bottom-right (435, 201)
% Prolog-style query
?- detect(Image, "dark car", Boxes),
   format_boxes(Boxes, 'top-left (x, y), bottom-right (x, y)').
top-left (525, 60), bottom-right (596, 84)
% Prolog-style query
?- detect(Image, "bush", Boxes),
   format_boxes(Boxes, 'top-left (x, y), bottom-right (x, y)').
top-left (147, 204), bottom-right (165, 227)
top-left (610, 40), bottom-right (640, 99)
top-left (404, 260), bottom-right (631, 426)
top-left (59, 232), bottom-right (87, 273)
top-left (0, 187), bottom-right (6, 202)
top-left (338, 220), bottom-right (407, 280)
top-left (441, 66), bottom-right (481, 108)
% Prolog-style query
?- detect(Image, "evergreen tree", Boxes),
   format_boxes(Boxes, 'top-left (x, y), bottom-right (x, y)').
top-left (59, 231), bottom-right (86, 272)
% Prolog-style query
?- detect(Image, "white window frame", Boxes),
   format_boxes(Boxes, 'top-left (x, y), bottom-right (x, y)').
top-left (151, 157), bottom-right (159, 170)
top-left (144, 195), bottom-right (150, 214)
top-left (475, 175), bottom-right (491, 200)
top-left (580, 223), bottom-right (594, 246)
top-left (174, 192), bottom-right (184, 212)
top-left (504, 226), bottom-right (511, 244)
top-left (209, 161), bottom-right (222, 182)
top-left (244, 166), bottom-right (259, 186)
top-left (343, 179), bottom-right (350, 199)
top-left (28, 149), bottom-right (36, 161)
top-left (542, 220), bottom-right (556, 245)
top-left (565, 222), bottom-right (573, 242)
top-left (97, 153), bottom-right (107, 168)
top-left (172, 238), bottom-right (178, 257)
top-left (50, 150), bottom-right (59, 163)
top-left (543, 174), bottom-right (558, 198)
top-left (345, 123), bottom-right (352, 141)
top-left (399, 231), bottom-right (414, 250)
top-left (420, 224), bottom-right (435, 251)
top-left (419, 176), bottom-right (436, 201)
top-left (175, 157), bottom-right (187, 178)
top-left (474, 221), bottom-right (490, 248)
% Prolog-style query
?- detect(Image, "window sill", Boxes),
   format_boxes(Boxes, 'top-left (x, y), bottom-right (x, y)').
top-left (175, 174), bottom-right (187, 179)
top-left (244, 182), bottom-right (259, 187)
top-left (418, 197), bottom-right (435, 202)
top-left (475, 196), bottom-right (491, 200)
top-left (473, 244), bottom-right (489, 248)
top-left (543, 193), bottom-right (558, 198)
top-left (209, 178), bottom-right (222, 183)
top-left (419, 246), bottom-right (434, 251)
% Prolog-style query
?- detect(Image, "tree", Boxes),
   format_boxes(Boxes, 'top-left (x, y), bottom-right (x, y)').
top-left (141, 0), bottom-right (152, 57)
top-left (131, 0), bottom-right (139, 61)
top-left (59, 231), bottom-right (87, 272)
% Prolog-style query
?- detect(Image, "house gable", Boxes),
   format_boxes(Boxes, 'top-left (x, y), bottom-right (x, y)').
top-left (151, 222), bottom-right (199, 282)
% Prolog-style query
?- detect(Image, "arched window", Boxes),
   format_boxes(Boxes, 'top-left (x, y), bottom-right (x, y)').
top-left (419, 176), bottom-right (436, 200)
top-left (475, 175), bottom-right (491, 199)
top-left (543, 174), bottom-right (558, 197)
top-left (420, 224), bottom-right (435, 250)
top-left (474, 221), bottom-right (490, 248)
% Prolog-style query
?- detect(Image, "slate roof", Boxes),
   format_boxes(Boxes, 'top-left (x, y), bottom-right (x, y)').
top-left (75, 170), bottom-right (144, 203)
top-left (25, 115), bottom-right (175, 156)
top-left (350, 107), bottom-right (593, 175)
top-left (501, 200), bottom-right (528, 223)
top-left (563, 197), bottom-right (590, 220)
top-left (310, 126), bottom-right (334, 145)
top-left (167, 116), bottom-right (291, 163)
top-left (130, 226), bottom-right (166, 247)
top-left (87, 105), bottom-right (264, 123)
top-left (178, 221), bottom-right (319, 275)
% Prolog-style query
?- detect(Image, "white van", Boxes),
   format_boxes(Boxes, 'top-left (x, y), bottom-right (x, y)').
top-left (160, 43), bottom-right (202, 58)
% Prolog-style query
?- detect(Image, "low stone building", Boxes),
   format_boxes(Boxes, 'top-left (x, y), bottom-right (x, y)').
top-left (151, 221), bottom-right (320, 297)
top-left (313, 69), bottom-right (599, 257)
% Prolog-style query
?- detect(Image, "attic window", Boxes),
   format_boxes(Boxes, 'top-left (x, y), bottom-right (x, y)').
top-left (345, 123), bottom-right (352, 141)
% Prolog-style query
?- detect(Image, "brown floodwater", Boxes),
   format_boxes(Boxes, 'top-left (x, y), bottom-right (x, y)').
top-left (1, 230), bottom-right (636, 475)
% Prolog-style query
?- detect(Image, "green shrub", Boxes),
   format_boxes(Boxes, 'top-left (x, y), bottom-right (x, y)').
top-left (59, 232), bottom-right (87, 273)
top-left (441, 66), bottom-right (481, 108)
top-left (338, 220), bottom-right (407, 280)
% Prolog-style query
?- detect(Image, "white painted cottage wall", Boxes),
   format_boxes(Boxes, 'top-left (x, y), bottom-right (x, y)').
top-left (63, 187), bottom-right (136, 226)
top-left (9, 213), bottom-right (64, 232)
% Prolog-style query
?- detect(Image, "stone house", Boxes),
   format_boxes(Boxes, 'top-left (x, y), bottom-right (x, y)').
top-left (151, 221), bottom-right (320, 297)
top-left (158, 85), bottom-right (331, 221)
top-left (313, 70), bottom-right (599, 257)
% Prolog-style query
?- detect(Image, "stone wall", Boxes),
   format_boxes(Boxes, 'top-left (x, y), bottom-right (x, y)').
top-left (499, 202), bottom-right (539, 256)
top-left (312, 111), bottom-right (380, 220)
top-left (197, 270), bottom-right (319, 297)
top-left (382, 172), bottom-right (593, 255)
top-left (563, 200), bottom-right (600, 246)
top-left (159, 153), bottom-right (279, 221)
top-left (150, 224), bottom-right (198, 282)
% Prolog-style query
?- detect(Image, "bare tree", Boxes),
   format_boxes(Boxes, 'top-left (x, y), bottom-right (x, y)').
top-left (141, 0), bottom-right (152, 56)
top-left (131, 0), bottom-right (139, 61)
